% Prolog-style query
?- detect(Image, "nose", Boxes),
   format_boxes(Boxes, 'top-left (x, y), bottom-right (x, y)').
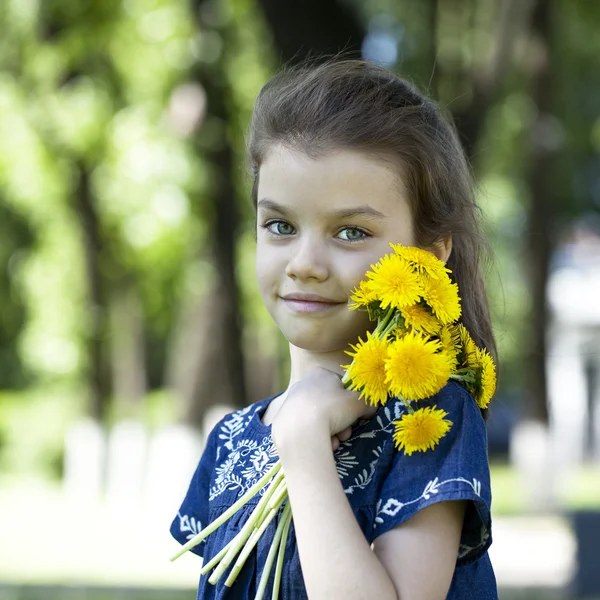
top-left (285, 236), bottom-right (329, 282)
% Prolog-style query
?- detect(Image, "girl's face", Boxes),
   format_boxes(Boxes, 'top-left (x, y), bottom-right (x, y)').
top-left (256, 146), bottom-right (417, 354)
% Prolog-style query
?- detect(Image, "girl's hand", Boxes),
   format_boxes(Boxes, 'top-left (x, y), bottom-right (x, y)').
top-left (271, 366), bottom-right (378, 456)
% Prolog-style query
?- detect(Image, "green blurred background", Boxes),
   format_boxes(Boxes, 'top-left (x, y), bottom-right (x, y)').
top-left (1, 0), bottom-right (599, 598)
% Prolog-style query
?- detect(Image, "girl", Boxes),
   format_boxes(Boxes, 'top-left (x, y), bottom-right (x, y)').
top-left (171, 59), bottom-right (498, 600)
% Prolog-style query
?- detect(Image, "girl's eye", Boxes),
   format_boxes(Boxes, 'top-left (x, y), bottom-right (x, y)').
top-left (264, 220), bottom-right (295, 236)
top-left (337, 227), bottom-right (369, 242)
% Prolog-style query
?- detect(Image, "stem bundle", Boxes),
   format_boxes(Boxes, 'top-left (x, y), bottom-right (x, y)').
top-left (171, 459), bottom-right (291, 600)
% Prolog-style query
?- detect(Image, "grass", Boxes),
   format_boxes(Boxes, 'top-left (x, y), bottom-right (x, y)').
top-left (0, 586), bottom-right (194, 600)
top-left (491, 462), bottom-right (600, 515)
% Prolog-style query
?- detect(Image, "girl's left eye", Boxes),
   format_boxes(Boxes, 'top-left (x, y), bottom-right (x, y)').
top-left (336, 227), bottom-right (369, 242)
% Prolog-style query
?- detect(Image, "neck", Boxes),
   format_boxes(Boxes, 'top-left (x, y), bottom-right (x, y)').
top-left (264, 343), bottom-right (348, 421)
top-left (287, 343), bottom-right (347, 388)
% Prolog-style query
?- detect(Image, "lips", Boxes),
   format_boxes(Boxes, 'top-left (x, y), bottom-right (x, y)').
top-left (281, 292), bottom-right (343, 304)
top-left (280, 292), bottom-right (345, 313)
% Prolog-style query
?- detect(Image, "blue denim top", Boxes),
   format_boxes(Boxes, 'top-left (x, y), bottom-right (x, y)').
top-left (171, 381), bottom-right (498, 599)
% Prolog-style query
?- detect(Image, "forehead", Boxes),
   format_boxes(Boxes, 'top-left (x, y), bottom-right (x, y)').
top-left (257, 146), bottom-right (409, 216)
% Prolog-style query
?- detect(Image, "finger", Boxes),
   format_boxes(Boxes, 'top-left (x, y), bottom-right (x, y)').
top-left (331, 436), bottom-right (340, 452)
top-left (337, 427), bottom-right (353, 442)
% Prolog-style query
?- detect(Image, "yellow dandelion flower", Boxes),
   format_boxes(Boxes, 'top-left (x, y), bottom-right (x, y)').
top-left (400, 304), bottom-right (441, 335)
top-left (475, 348), bottom-right (497, 409)
top-left (457, 324), bottom-right (479, 369)
top-left (349, 280), bottom-right (377, 310)
top-left (393, 406), bottom-right (453, 455)
top-left (390, 243), bottom-right (451, 279)
top-left (437, 324), bottom-right (460, 371)
top-left (366, 253), bottom-right (423, 310)
top-left (385, 331), bottom-right (453, 400)
top-left (421, 274), bottom-right (461, 324)
top-left (343, 331), bottom-right (390, 405)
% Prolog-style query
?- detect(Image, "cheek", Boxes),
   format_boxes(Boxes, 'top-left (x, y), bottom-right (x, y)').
top-left (340, 254), bottom-right (378, 289)
top-left (255, 246), bottom-right (282, 294)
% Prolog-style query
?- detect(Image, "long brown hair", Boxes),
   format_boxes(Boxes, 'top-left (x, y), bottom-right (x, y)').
top-left (246, 58), bottom-right (497, 379)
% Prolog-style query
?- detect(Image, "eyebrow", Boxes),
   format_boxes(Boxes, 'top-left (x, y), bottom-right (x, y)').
top-left (257, 198), bottom-right (387, 221)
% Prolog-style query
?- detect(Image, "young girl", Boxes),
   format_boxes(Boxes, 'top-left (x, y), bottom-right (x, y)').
top-left (171, 59), bottom-right (498, 600)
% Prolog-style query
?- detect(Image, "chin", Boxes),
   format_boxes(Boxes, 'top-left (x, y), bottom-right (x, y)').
top-left (282, 324), bottom-right (368, 354)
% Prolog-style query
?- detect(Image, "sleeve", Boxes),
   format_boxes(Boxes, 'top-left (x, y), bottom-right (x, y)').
top-left (169, 421), bottom-right (220, 558)
top-left (371, 381), bottom-right (492, 566)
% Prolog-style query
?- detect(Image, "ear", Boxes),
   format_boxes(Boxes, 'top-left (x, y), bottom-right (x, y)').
top-left (427, 237), bottom-right (453, 264)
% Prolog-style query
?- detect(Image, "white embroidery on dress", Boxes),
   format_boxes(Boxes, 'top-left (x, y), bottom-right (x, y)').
top-left (176, 512), bottom-right (202, 541)
top-left (458, 523), bottom-right (490, 559)
top-left (210, 433), bottom-right (278, 500)
top-left (337, 401), bottom-right (404, 495)
top-left (217, 404), bottom-right (258, 451)
top-left (374, 476), bottom-right (483, 526)
top-left (343, 445), bottom-right (386, 495)
top-left (335, 449), bottom-right (360, 479)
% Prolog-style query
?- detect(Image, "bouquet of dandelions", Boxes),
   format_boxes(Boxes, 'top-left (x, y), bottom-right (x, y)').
top-left (170, 243), bottom-right (497, 600)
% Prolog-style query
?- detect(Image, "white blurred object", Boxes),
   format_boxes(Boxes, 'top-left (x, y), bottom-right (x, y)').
top-left (509, 419), bottom-right (559, 510)
top-left (63, 418), bottom-right (106, 507)
top-left (546, 223), bottom-right (600, 470)
top-left (547, 327), bottom-right (590, 466)
top-left (142, 423), bottom-right (203, 522)
top-left (489, 515), bottom-right (576, 587)
top-left (105, 420), bottom-right (148, 518)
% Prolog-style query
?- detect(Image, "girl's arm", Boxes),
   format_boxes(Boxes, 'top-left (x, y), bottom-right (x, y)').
top-left (277, 428), bottom-right (465, 600)
top-left (272, 367), bottom-right (465, 599)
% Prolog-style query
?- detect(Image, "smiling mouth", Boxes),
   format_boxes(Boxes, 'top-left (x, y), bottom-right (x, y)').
top-left (280, 295), bottom-right (345, 313)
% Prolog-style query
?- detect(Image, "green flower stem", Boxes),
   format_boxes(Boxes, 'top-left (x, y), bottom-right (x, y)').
top-left (200, 471), bottom-right (283, 578)
top-left (450, 370), bottom-right (476, 385)
top-left (200, 537), bottom-right (236, 576)
top-left (254, 502), bottom-right (292, 600)
top-left (252, 469), bottom-right (286, 526)
top-left (397, 394), bottom-right (415, 415)
top-left (271, 504), bottom-right (293, 600)
top-left (170, 461), bottom-right (282, 562)
top-left (373, 307), bottom-right (395, 337)
top-left (207, 468), bottom-right (285, 584)
top-left (207, 522), bottom-right (255, 585)
top-left (267, 482), bottom-right (288, 512)
top-left (224, 501), bottom-right (281, 587)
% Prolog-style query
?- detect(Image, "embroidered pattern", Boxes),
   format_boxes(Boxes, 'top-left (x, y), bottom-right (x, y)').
top-left (208, 397), bottom-right (488, 556)
top-left (176, 512), bottom-right (202, 541)
top-left (338, 401), bottom-right (403, 495)
top-left (374, 476), bottom-right (483, 526)
top-left (210, 436), bottom-right (279, 500)
top-left (458, 523), bottom-right (490, 559)
top-left (217, 404), bottom-right (257, 451)
top-left (210, 398), bottom-right (408, 501)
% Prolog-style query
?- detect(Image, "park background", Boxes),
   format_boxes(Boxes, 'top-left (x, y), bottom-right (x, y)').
top-left (1, 0), bottom-right (599, 598)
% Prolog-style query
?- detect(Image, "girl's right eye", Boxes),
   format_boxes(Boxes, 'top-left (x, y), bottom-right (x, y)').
top-left (263, 220), bottom-right (295, 236)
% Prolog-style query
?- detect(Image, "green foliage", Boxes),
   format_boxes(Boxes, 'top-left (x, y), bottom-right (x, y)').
top-left (0, 0), bottom-right (599, 473)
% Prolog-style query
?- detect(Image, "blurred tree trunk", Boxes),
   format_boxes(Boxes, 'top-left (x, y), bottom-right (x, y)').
top-left (256, 0), bottom-right (365, 62)
top-left (170, 0), bottom-right (248, 426)
top-left (524, 0), bottom-right (554, 423)
top-left (425, 0), bottom-right (551, 424)
top-left (74, 161), bottom-right (111, 421)
top-left (110, 281), bottom-right (147, 418)
top-left (431, 0), bottom-right (537, 160)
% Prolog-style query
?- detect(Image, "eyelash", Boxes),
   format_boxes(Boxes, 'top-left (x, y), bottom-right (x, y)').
top-left (261, 219), bottom-right (370, 243)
